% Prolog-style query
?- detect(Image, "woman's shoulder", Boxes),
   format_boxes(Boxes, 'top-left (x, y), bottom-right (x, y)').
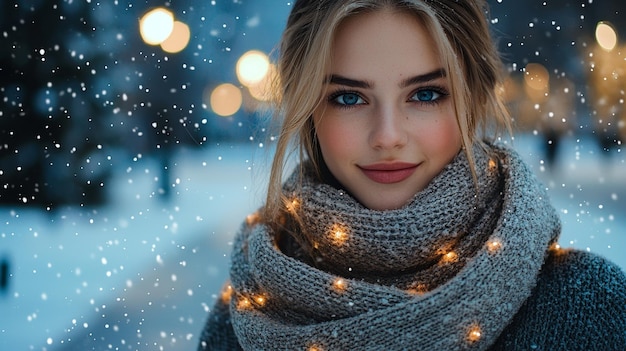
top-left (533, 248), bottom-right (626, 321)
top-left (541, 247), bottom-right (626, 285)
top-left (491, 248), bottom-right (626, 350)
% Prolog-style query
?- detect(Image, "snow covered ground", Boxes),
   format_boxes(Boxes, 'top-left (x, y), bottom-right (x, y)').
top-left (0, 133), bottom-right (624, 350)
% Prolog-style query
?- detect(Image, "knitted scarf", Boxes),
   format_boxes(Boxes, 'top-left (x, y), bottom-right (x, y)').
top-left (228, 143), bottom-right (561, 350)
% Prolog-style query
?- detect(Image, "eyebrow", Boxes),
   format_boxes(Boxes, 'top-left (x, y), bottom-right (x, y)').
top-left (326, 75), bottom-right (372, 88)
top-left (399, 68), bottom-right (447, 88)
top-left (326, 68), bottom-right (447, 89)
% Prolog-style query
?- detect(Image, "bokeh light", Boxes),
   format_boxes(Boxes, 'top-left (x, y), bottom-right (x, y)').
top-left (139, 8), bottom-right (174, 45)
top-left (236, 50), bottom-right (270, 87)
top-left (595, 21), bottom-right (618, 52)
top-left (160, 20), bottom-right (191, 53)
top-left (523, 63), bottom-right (549, 102)
top-left (248, 63), bottom-right (277, 102)
top-left (209, 83), bottom-right (243, 117)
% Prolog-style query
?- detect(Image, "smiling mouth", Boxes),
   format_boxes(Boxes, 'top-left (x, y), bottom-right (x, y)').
top-left (359, 163), bottom-right (419, 184)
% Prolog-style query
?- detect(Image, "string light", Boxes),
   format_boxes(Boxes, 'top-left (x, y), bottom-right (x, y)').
top-left (332, 278), bottom-right (347, 292)
top-left (487, 239), bottom-right (502, 253)
top-left (236, 196), bottom-right (502, 349)
top-left (329, 223), bottom-right (349, 245)
top-left (235, 292), bottom-right (268, 310)
top-left (237, 296), bottom-right (252, 310)
top-left (220, 284), bottom-right (233, 303)
top-left (286, 197), bottom-right (300, 213)
top-left (253, 294), bottom-right (268, 307)
top-left (467, 324), bottom-right (482, 342)
top-left (488, 158), bottom-right (497, 172)
top-left (550, 242), bottom-right (567, 256)
top-left (407, 283), bottom-right (428, 295)
top-left (246, 212), bottom-right (260, 226)
top-left (440, 251), bottom-right (458, 264)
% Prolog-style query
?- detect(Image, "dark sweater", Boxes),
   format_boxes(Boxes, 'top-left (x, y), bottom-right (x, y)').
top-left (199, 249), bottom-right (626, 350)
top-left (491, 249), bottom-right (626, 350)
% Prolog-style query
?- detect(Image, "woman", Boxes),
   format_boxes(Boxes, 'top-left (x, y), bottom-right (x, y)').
top-left (199, 0), bottom-right (626, 349)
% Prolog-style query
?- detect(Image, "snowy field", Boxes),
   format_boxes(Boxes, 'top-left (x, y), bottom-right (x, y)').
top-left (0, 133), bottom-right (624, 350)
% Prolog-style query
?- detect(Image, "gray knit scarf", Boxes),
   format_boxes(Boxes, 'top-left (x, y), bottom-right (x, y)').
top-left (228, 143), bottom-right (561, 350)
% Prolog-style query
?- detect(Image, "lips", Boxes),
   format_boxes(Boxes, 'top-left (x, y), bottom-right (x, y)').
top-left (359, 162), bottom-right (419, 184)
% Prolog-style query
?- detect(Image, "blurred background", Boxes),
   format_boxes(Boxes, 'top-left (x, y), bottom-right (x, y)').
top-left (0, 0), bottom-right (624, 350)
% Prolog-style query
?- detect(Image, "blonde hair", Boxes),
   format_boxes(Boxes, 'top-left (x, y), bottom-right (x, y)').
top-left (264, 0), bottom-right (511, 223)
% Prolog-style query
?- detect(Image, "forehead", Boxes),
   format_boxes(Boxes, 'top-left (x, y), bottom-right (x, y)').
top-left (330, 10), bottom-right (442, 78)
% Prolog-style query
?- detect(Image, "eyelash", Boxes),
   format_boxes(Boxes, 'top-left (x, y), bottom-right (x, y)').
top-left (327, 89), bottom-right (364, 109)
top-left (327, 86), bottom-right (450, 110)
top-left (410, 86), bottom-right (450, 106)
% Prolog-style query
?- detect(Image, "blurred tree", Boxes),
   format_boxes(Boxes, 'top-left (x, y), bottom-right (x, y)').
top-left (0, 1), bottom-right (113, 208)
top-left (111, 1), bottom-right (245, 198)
top-left (489, 0), bottom-right (626, 146)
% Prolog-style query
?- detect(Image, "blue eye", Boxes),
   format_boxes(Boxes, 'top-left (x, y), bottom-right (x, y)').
top-left (332, 92), bottom-right (364, 106)
top-left (412, 89), bottom-right (442, 102)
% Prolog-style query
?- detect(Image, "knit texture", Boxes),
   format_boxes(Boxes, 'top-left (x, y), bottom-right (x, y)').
top-left (279, 145), bottom-right (505, 291)
top-left (198, 144), bottom-right (626, 350)
top-left (490, 249), bottom-right (626, 350)
top-left (198, 249), bottom-right (626, 351)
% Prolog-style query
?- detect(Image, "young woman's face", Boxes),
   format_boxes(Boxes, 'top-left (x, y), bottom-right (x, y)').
top-left (313, 10), bottom-right (462, 210)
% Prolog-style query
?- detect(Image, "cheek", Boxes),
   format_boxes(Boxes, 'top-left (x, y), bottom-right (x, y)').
top-left (416, 115), bottom-right (462, 154)
top-left (315, 116), bottom-right (358, 160)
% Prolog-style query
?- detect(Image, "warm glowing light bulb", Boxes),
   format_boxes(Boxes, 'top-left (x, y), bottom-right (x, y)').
top-left (329, 224), bottom-right (349, 245)
top-left (221, 284), bottom-right (233, 303)
top-left (246, 212), bottom-right (260, 226)
top-left (596, 22), bottom-right (618, 51)
top-left (487, 240), bottom-right (502, 253)
top-left (549, 241), bottom-right (571, 257)
top-left (441, 251), bottom-right (458, 263)
top-left (468, 325), bottom-right (482, 342)
top-left (254, 294), bottom-right (267, 307)
top-left (139, 8), bottom-right (175, 45)
top-left (237, 297), bottom-right (251, 310)
top-left (332, 278), bottom-right (347, 292)
top-left (286, 198), bottom-right (300, 213)
top-left (407, 283), bottom-right (428, 295)
top-left (334, 230), bottom-right (345, 240)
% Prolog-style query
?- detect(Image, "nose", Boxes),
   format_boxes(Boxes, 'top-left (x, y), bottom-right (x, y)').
top-left (368, 105), bottom-right (408, 150)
